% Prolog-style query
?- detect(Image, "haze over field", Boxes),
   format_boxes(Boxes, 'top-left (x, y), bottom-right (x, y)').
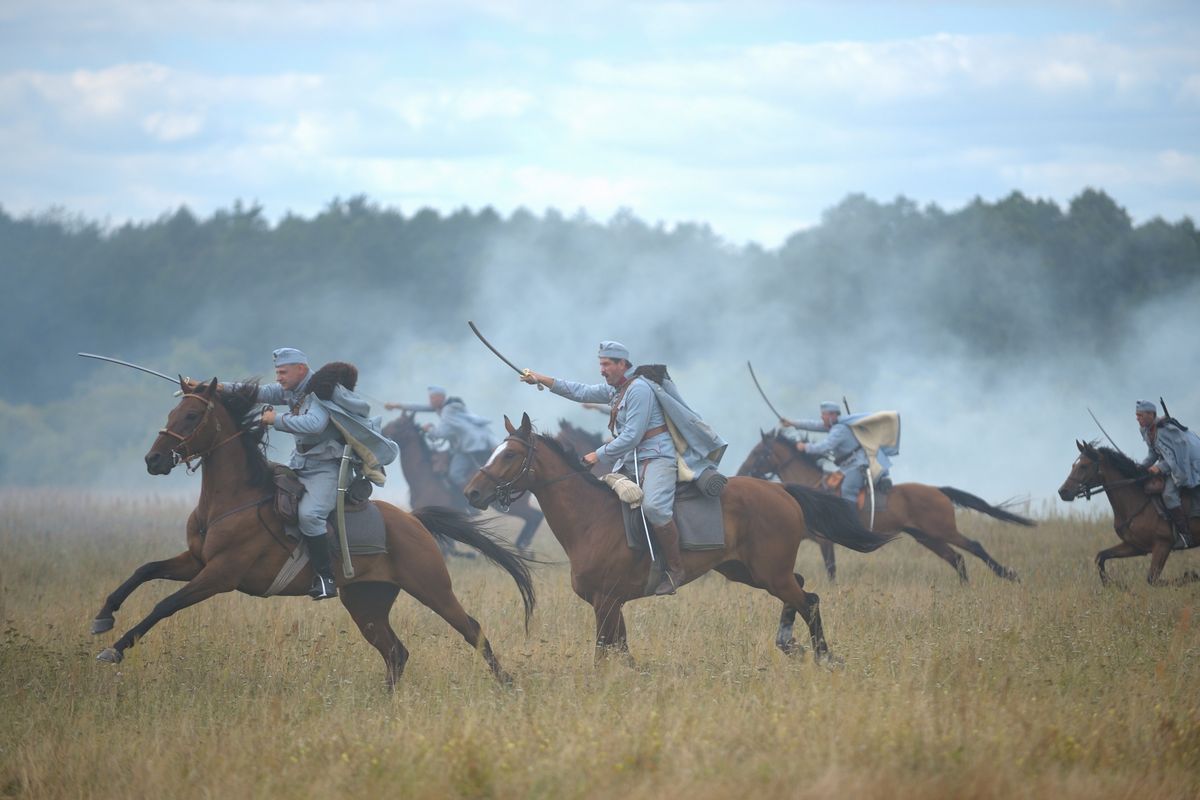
top-left (1, 1), bottom-right (1198, 506)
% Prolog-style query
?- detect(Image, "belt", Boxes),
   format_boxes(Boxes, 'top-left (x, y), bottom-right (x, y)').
top-left (641, 424), bottom-right (668, 442)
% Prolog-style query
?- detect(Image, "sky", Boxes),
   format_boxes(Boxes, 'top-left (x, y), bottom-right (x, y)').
top-left (1, 0), bottom-right (1198, 246)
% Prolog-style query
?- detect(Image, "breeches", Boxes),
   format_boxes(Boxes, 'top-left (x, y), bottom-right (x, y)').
top-left (449, 450), bottom-right (491, 490)
top-left (1163, 475), bottom-right (1182, 509)
top-left (297, 458), bottom-right (341, 538)
top-left (626, 457), bottom-right (677, 526)
top-left (839, 466), bottom-right (866, 501)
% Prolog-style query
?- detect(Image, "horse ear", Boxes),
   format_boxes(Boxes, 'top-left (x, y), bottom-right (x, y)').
top-left (504, 415), bottom-right (516, 434)
top-left (205, 377), bottom-right (219, 397)
top-left (519, 412), bottom-right (532, 434)
top-left (1076, 439), bottom-right (1085, 452)
top-left (179, 374), bottom-right (188, 394)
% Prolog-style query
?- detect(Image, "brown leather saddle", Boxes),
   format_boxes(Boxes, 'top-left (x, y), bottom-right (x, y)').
top-left (271, 463), bottom-right (373, 526)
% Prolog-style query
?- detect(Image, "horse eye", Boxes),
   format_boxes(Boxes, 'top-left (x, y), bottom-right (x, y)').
top-left (185, 411), bottom-right (199, 421)
top-left (503, 451), bottom-right (515, 460)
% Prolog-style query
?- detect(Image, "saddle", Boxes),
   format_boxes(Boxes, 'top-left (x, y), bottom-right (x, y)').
top-left (271, 463), bottom-right (373, 526)
top-left (820, 471), bottom-right (892, 513)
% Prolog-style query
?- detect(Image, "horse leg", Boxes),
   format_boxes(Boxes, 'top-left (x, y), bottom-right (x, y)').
top-left (403, 578), bottom-right (511, 684)
top-left (715, 561), bottom-right (805, 655)
top-left (1146, 538), bottom-right (1174, 586)
top-left (1095, 541), bottom-right (1142, 586)
top-left (904, 527), bottom-right (968, 583)
top-left (91, 550), bottom-right (202, 634)
top-left (512, 499), bottom-right (543, 552)
top-left (592, 597), bottom-right (631, 662)
top-left (97, 559), bottom-right (240, 663)
top-left (764, 571), bottom-right (836, 666)
top-left (937, 528), bottom-right (1018, 581)
top-left (340, 582), bottom-right (408, 692)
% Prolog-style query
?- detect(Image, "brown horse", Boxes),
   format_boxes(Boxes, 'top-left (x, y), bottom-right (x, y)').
top-left (1058, 440), bottom-right (1199, 585)
top-left (738, 430), bottom-right (1033, 582)
top-left (90, 380), bottom-right (535, 691)
top-left (382, 411), bottom-right (544, 552)
top-left (463, 413), bottom-right (895, 663)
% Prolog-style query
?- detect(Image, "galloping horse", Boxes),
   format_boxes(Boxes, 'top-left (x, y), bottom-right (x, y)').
top-left (738, 430), bottom-right (1033, 582)
top-left (1058, 440), bottom-right (1198, 585)
top-left (463, 413), bottom-right (895, 663)
top-left (382, 411), bottom-right (544, 551)
top-left (91, 380), bottom-right (535, 690)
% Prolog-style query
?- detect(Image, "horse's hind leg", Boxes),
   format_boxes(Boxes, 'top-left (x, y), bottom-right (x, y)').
top-left (404, 575), bottom-right (511, 684)
top-left (904, 527), bottom-right (969, 582)
top-left (715, 561), bottom-right (806, 655)
top-left (817, 539), bottom-right (837, 582)
top-left (764, 571), bottom-right (835, 665)
top-left (340, 582), bottom-right (408, 692)
top-left (1147, 539), bottom-right (1174, 586)
top-left (939, 527), bottom-right (1018, 581)
top-left (92, 550), bottom-right (203, 634)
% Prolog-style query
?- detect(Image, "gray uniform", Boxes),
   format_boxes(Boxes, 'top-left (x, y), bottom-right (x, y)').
top-left (1141, 420), bottom-right (1200, 510)
top-left (407, 399), bottom-right (498, 489)
top-left (552, 376), bottom-right (678, 526)
top-left (792, 418), bottom-right (873, 502)
top-left (244, 374), bottom-right (342, 539)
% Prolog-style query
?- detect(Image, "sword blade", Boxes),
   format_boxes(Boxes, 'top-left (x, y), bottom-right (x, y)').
top-left (468, 321), bottom-right (544, 390)
top-left (77, 352), bottom-right (177, 384)
top-left (1087, 407), bottom-right (1127, 455)
top-left (746, 361), bottom-right (786, 422)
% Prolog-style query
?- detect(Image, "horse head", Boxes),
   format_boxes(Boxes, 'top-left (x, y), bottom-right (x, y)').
top-left (145, 377), bottom-right (223, 475)
top-left (382, 409), bottom-right (421, 445)
top-left (1058, 440), bottom-right (1103, 501)
top-left (464, 413), bottom-right (540, 510)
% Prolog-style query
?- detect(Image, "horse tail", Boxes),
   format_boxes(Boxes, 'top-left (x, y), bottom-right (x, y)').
top-left (782, 484), bottom-right (896, 553)
top-left (412, 506), bottom-right (537, 630)
top-left (937, 487), bottom-right (1036, 527)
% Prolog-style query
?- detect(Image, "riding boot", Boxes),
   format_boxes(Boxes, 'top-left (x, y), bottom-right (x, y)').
top-left (1167, 506), bottom-right (1194, 549)
top-left (306, 534), bottom-right (339, 600)
top-left (652, 520), bottom-right (686, 596)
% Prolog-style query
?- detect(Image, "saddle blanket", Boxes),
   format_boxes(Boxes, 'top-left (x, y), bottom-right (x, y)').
top-left (284, 501), bottom-right (388, 556)
top-left (621, 480), bottom-right (725, 552)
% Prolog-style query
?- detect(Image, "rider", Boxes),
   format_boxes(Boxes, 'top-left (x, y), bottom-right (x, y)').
top-left (782, 401), bottom-right (889, 505)
top-left (386, 386), bottom-right (498, 493)
top-left (521, 341), bottom-right (726, 596)
top-left (1137, 399), bottom-right (1200, 548)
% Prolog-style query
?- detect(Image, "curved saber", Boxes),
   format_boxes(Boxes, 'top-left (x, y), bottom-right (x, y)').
top-left (468, 321), bottom-right (543, 390)
top-left (78, 352), bottom-right (176, 384)
top-left (1087, 407), bottom-right (1127, 456)
top-left (867, 468), bottom-right (876, 531)
top-left (746, 361), bottom-right (785, 422)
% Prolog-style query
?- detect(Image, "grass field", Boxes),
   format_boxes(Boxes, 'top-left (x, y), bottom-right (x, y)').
top-left (1, 490), bottom-right (1198, 799)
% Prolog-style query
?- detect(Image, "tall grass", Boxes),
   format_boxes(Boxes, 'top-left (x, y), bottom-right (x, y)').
top-left (1, 491), bottom-right (1197, 799)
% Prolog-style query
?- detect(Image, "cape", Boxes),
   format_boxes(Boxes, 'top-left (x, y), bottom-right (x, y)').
top-left (842, 411), bottom-right (901, 481)
top-left (308, 362), bottom-right (399, 485)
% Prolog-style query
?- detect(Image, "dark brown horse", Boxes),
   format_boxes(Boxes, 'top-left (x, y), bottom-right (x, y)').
top-left (382, 411), bottom-right (544, 551)
top-left (91, 380), bottom-right (535, 690)
top-left (1058, 440), bottom-right (1199, 585)
top-left (463, 413), bottom-right (895, 663)
top-left (738, 430), bottom-right (1033, 582)
top-left (553, 419), bottom-right (606, 476)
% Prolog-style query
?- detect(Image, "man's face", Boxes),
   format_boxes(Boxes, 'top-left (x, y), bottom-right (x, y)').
top-left (1136, 410), bottom-right (1156, 429)
top-left (598, 358), bottom-right (628, 387)
top-left (275, 363), bottom-right (309, 391)
top-left (820, 410), bottom-right (840, 429)
top-left (429, 392), bottom-right (447, 411)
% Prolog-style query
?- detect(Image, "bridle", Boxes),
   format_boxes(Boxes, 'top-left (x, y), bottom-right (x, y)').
top-left (157, 393), bottom-right (245, 472)
top-left (746, 438), bottom-right (802, 481)
top-left (475, 434), bottom-right (583, 510)
top-left (1064, 452), bottom-right (1146, 501)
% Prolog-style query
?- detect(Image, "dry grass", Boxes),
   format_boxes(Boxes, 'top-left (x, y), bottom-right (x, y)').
top-left (1, 490), bottom-right (1198, 799)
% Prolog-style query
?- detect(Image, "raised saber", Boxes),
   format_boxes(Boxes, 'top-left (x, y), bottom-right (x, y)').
top-left (78, 352), bottom-right (176, 384)
top-left (468, 321), bottom-right (543, 390)
top-left (1087, 407), bottom-right (1127, 456)
top-left (746, 361), bottom-right (785, 423)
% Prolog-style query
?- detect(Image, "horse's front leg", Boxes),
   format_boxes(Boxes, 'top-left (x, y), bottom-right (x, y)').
top-left (592, 597), bottom-right (632, 664)
top-left (91, 550), bottom-right (203, 634)
top-left (1094, 541), bottom-right (1141, 586)
top-left (1146, 538), bottom-right (1174, 586)
top-left (97, 559), bottom-right (241, 663)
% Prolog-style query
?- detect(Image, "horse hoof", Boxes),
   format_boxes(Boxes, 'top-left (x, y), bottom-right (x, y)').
top-left (96, 647), bottom-right (123, 664)
top-left (815, 651), bottom-right (845, 670)
top-left (91, 617), bottom-right (115, 635)
top-left (497, 671), bottom-right (515, 687)
top-left (1003, 569), bottom-right (1020, 583)
top-left (778, 638), bottom-right (805, 657)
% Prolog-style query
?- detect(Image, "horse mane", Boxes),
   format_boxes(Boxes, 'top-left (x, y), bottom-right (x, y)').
top-left (557, 419), bottom-right (604, 450)
top-left (535, 432), bottom-right (608, 488)
top-left (209, 380), bottom-right (273, 489)
top-left (382, 414), bottom-right (432, 458)
top-left (308, 361), bottom-right (358, 400)
top-left (773, 429), bottom-right (824, 471)
top-left (1093, 443), bottom-right (1147, 479)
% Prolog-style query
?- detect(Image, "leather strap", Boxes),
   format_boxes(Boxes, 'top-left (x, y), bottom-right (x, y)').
top-left (641, 424), bottom-right (668, 442)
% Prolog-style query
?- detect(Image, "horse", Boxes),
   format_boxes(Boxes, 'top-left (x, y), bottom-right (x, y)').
top-left (553, 419), bottom-right (607, 476)
top-left (463, 413), bottom-right (896, 663)
top-left (737, 430), bottom-right (1033, 583)
top-left (1058, 440), bottom-right (1199, 586)
top-left (90, 379), bottom-right (535, 691)
top-left (382, 411), bottom-right (544, 552)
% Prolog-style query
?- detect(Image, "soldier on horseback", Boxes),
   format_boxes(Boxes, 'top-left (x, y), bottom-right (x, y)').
top-left (386, 387), bottom-right (498, 495)
top-left (1137, 399), bottom-right (1200, 548)
top-left (521, 341), bottom-right (726, 596)
top-left (782, 402), bottom-right (893, 505)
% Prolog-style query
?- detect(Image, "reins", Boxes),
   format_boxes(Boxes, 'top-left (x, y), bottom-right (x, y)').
top-left (1069, 454), bottom-right (1158, 536)
top-left (158, 393), bottom-right (247, 472)
top-left (476, 434), bottom-right (584, 510)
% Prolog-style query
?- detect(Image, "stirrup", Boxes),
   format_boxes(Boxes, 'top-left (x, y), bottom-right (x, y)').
top-left (653, 571), bottom-right (680, 596)
top-left (309, 574), bottom-right (338, 600)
